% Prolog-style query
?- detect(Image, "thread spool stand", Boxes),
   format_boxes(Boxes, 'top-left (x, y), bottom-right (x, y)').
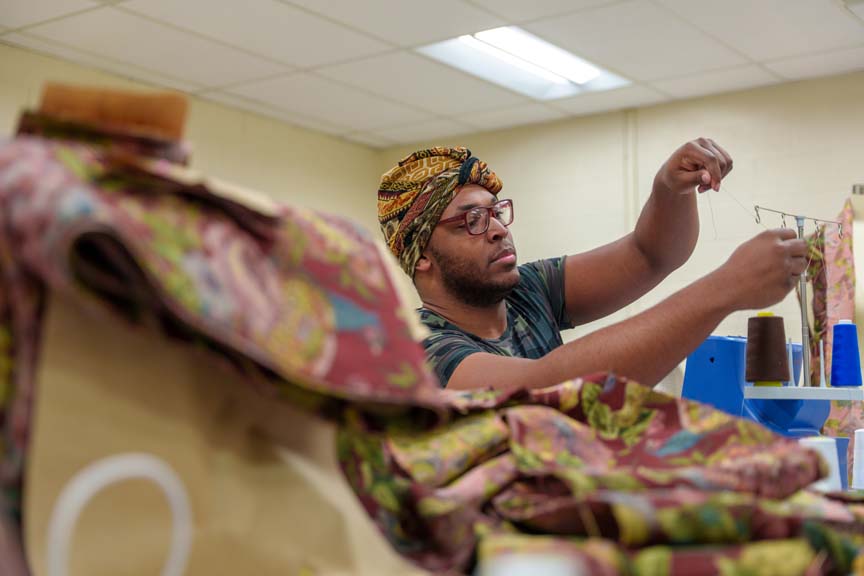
top-left (685, 203), bottom-right (858, 490)
top-left (742, 207), bottom-right (863, 400)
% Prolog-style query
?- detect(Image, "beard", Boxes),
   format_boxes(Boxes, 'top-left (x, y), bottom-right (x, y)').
top-left (430, 245), bottom-right (520, 308)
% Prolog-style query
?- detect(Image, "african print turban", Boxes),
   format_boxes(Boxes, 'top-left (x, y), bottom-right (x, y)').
top-left (377, 146), bottom-right (502, 276)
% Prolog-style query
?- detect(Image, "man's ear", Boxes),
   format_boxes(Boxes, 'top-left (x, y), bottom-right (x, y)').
top-left (415, 254), bottom-right (432, 274)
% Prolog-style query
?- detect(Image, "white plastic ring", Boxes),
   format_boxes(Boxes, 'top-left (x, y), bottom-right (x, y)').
top-left (46, 453), bottom-right (192, 576)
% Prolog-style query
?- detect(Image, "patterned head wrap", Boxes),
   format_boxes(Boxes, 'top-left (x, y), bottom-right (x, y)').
top-left (377, 146), bottom-right (502, 276)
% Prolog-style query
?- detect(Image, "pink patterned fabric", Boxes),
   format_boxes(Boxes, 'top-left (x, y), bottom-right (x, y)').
top-left (815, 200), bottom-right (864, 480)
top-left (822, 200), bottom-right (855, 380)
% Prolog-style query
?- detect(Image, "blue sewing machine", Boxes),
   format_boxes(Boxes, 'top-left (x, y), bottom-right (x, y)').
top-left (682, 335), bottom-right (851, 489)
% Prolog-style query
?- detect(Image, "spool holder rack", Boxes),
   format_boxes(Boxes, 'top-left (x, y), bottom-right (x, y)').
top-left (750, 205), bottom-right (844, 392)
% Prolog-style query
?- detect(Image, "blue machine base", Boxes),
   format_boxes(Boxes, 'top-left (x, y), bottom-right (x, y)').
top-left (683, 336), bottom-right (847, 490)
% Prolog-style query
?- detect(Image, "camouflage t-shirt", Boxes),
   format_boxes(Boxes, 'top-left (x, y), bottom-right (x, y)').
top-left (419, 257), bottom-right (573, 387)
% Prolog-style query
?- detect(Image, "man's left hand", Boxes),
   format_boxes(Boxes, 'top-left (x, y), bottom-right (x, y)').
top-left (656, 137), bottom-right (733, 195)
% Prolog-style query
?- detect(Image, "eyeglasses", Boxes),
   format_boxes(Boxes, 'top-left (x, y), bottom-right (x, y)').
top-left (438, 199), bottom-right (514, 236)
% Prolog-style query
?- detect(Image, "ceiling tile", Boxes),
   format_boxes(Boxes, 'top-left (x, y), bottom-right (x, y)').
top-left (526, 0), bottom-right (746, 81)
top-left (342, 132), bottom-right (397, 148)
top-left (0, 0), bottom-right (98, 29)
top-left (550, 84), bottom-right (667, 116)
top-left (2, 31), bottom-right (201, 92)
top-left (467, 0), bottom-right (616, 22)
top-left (454, 102), bottom-right (566, 130)
top-left (658, 0), bottom-right (864, 61)
top-left (318, 51), bottom-right (526, 115)
top-left (200, 91), bottom-right (350, 134)
top-left (651, 65), bottom-right (779, 99)
top-left (228, 73), bottom-right (433, 131)
top-left (372, 118), bottom-right (476, 144)
top-left (764, 45), bottom-right (864, 80)
top-left (289, 0), bottom-right (504, 46)
top-left (122, 0), bottom-right (389, 68)
top-left (26, 8), bottom-right (288, 87)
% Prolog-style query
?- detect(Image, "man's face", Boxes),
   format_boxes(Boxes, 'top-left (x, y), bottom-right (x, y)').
top-left (425, 184), bottom-right (520, 307)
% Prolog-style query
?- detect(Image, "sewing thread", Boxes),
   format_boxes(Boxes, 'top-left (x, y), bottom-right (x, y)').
top-left (745, 312), bottom-right (790, 386)
top-left (830, 320), bottom-right (862, 387)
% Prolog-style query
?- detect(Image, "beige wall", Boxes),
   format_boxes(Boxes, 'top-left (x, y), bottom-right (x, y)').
top-left (0, 42), bottom-right (383, 233)
top-left (3, 41), bottom-right (863, 344)
top-left (382, 71), bottom-right (864, 343)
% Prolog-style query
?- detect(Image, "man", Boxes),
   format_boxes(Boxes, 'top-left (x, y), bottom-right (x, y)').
top-left (377, 142), bottom-right (806, 390)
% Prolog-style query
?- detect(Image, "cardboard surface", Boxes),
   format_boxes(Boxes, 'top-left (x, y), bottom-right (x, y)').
top-left (25, 294), bottom-right (422, 575)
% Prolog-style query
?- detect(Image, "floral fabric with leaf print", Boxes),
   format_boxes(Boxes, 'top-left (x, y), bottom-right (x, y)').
top-left (339, 375), bottom-right (864, 575)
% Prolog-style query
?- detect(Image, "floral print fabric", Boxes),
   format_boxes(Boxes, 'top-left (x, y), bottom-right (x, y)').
top-left (340, 375), bottom-right (864, 575)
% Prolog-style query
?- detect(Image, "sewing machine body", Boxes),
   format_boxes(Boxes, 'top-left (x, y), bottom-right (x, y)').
top-left (683, 335), bottom-right (849, 489)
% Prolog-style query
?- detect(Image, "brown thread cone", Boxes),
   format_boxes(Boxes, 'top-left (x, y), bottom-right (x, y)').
top-left (745, 315), bottom-right (791, 382)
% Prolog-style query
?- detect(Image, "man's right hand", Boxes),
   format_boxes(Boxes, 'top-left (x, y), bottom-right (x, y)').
top-left (713, 229), bottom-right (808, 311)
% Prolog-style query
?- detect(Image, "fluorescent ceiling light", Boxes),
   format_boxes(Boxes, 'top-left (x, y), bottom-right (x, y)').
top-left (474, 27), bottom-right (601, 85)
top-left (458, 34), bottom-right (571, 85)
top-left (417, 27), bottom-right (628, 101)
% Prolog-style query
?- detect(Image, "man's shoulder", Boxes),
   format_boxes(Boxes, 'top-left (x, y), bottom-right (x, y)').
top-left (416, 309), bottom-right (485, 364)
top-left (516, 256), bottom-right (566, 282)
top-left (417, 307), bottom-right (448, 328)
top-left (418, 308), bottom-right (467, 336)
top-left (511, 256), bottom-right (566, 299)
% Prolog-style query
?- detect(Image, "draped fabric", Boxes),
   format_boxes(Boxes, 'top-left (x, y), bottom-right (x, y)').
top-left (339, 374), bottom-right (864, 575)
top-left (806, 201), bottom-right (863, 486)
top-left (0, 129), bottom-right (444, 573)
